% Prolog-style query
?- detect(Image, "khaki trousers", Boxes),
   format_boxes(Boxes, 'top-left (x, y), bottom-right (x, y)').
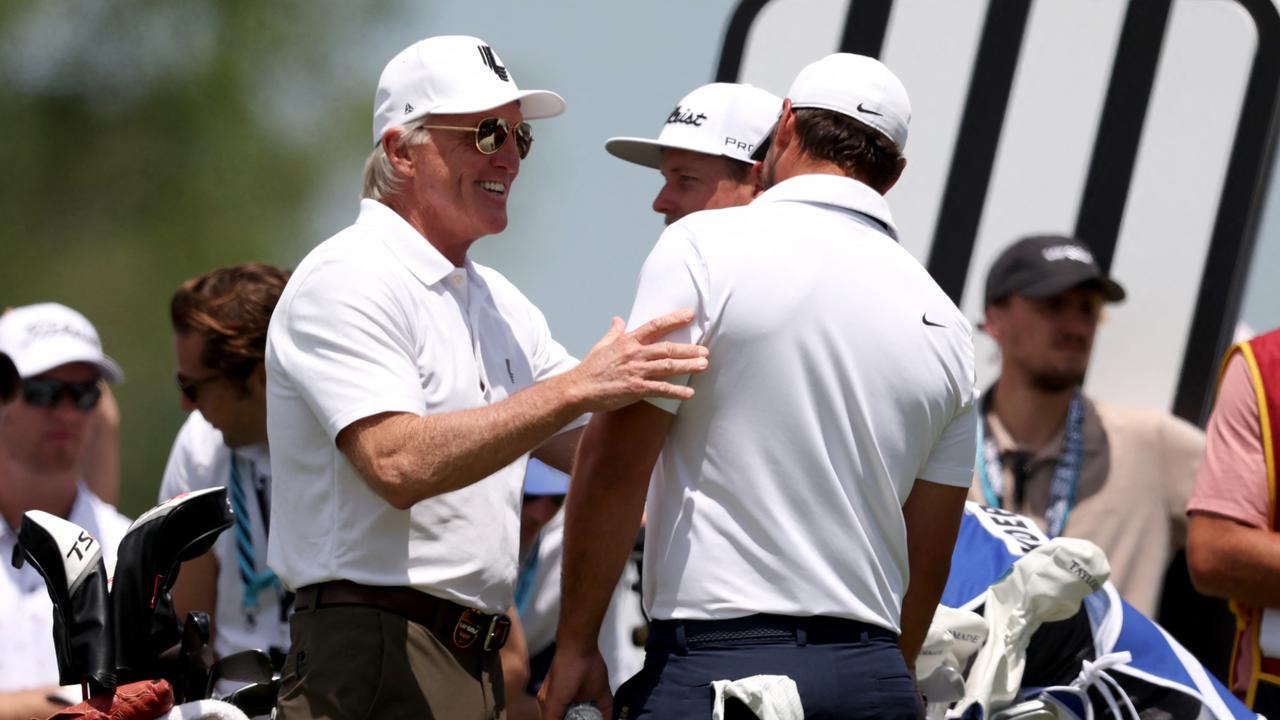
top-left (276, 605), bottom-right (505, 719)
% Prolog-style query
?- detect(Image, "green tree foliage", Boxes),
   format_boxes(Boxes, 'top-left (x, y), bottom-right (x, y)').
top-left (0, 0), bottom-right (389, 515)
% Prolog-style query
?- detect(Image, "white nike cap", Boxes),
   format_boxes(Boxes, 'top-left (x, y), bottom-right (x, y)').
top-left (787, 53), bottom-right (911, 152)
top-left (0, 303), bottom-right (123, 382)
top-left (605, 83), bottom-right (782, 169)
top-left (372, 35), bottom-right (566, 146)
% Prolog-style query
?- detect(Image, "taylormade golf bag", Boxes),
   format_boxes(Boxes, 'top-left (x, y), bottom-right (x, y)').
top-left (931, 502), bottom-right (1259, 720)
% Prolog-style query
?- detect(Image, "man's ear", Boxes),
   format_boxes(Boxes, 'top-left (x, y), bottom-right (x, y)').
top-left (879, 156), bottom-right (908, 195)
top-left (382, 127), bottom-right (415, 178)
top-left (748, 161), bottom-right (766, 197)
top-left (773, 99), bottom-right (796, 154)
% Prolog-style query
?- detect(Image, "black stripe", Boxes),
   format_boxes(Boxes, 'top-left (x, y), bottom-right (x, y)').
top-left (1173, 0), bottom-right (1280, 424)
top-left (1073, 0), bottom-right (1173, 272)
top-left (926, 0), bottom-right (1035, 303)
top-left (716, 0), bottom-right (773, 82)
top-left (839, 0), bottom-right (894, 58)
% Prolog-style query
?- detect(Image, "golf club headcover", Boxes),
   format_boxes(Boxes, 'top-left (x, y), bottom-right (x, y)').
top-left (111, 487), bottom-right (231, 682)
top-left (918, 605), bottom-right (990, 681)
top-left (14, 510), bottom-right (116, 695)
top-left (956, 537), bottom-right (1109, 715)
top-left (918, 606), bottom-right (990, 717)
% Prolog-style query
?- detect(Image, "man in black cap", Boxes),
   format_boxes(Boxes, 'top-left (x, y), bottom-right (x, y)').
top-left (975, 234), bottom-right (1204, 617)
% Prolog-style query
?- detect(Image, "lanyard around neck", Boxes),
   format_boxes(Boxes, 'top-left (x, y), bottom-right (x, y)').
top-left (976, 390), bottom-right (1085, 538)
top-left (228, 451), bottom-right (280, 616)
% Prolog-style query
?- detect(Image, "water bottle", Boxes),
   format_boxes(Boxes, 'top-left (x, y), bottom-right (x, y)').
top-left (564, 701), bottom-right (604, 720)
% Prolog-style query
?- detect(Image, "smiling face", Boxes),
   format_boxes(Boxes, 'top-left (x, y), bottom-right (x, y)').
top-left (653, 148), bottom-right (758, 225)
top-left (402, 102), bottom-right (524, 263)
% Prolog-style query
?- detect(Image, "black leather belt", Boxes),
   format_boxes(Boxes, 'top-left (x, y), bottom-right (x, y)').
top-left (648, 613), bottom-right (895, 653)
top-left (294, 580), bottom-right (510, 653)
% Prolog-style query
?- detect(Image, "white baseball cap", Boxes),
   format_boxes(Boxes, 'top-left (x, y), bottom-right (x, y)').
top-left (605, 83), bottom-right (782, 169)
top-left (372, 35), bottom-right (566, 146)
top-left (0, 303), bottom-right (123, 382)
top-left (787, 53), bottom-right (911, 151)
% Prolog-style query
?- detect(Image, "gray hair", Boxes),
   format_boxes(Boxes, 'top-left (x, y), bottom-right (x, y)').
top-left (361, 118), bottom-right (433, 201)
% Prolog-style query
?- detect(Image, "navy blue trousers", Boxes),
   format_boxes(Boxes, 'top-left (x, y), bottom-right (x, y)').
top-left (612, 617), bottom-right (919, 719)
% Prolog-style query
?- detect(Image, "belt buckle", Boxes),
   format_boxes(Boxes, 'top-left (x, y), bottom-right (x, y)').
top-left (484, 613), bottom-right (511, 651)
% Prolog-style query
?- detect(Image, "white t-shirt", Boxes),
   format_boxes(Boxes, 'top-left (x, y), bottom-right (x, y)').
top-left (516, 509), bottom-right (645, 691)
top-left (266, 199), bottom-right (581, 613)
top-left (159, 412), bottom-right (289, 660)
top-left (627, 174), bottom-right (978, 630)
top-left (0, 488), bottom-right (131, 692)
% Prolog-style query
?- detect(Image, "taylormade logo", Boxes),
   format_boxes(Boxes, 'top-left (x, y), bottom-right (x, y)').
top-left (1042, 245), bottom-right (1094, 264)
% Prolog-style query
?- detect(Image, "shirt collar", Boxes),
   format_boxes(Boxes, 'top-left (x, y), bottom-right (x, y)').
top-left (753, 174), bottom-right (898, 240)
top-left (356, 198), bottom-right (458, 287)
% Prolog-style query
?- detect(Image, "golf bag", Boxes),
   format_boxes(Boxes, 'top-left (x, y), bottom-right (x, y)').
top-left (923, 502), bottom-right (1261, 719)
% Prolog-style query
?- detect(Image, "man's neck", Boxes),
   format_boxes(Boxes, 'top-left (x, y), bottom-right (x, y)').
top-left (0, 464), bottom-right (79, 531)
top-left (381, 195), bottom-right (471, 267)
top-left (989, 375), bottom-right (1077, 452)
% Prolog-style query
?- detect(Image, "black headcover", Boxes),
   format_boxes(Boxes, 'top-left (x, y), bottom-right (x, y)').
top-left (111, 487), bottom-right (231, 682)
top-left (13, 510), bottom-right (116, 695)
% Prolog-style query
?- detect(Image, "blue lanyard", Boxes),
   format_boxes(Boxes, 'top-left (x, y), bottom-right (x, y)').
top-left (514, 531), bottom-right (543, 615)
top-left (976, 391), bottom-right (1085, 538)
top-left (228, 451), bottom-right (280, 617)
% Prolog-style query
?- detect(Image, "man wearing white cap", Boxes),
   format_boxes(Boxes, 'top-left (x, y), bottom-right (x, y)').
top-left (0, 303), bottom-right (131, 720)
top-left (606, 82), bottom-right (781, 225)
top-left (267, 36), bottom-right (708, 719)
top-left (543, 54), bottom-right (977, 718)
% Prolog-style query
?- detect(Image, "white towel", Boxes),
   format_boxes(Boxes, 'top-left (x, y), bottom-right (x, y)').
top-left (163, 699), bottom-right (252, 720)
top-left (710, 674), bottom-right (804, 720)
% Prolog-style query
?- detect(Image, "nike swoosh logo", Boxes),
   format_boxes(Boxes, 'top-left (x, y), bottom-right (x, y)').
top-left (857, 102), bottom-right (883, 117)
top-left (922, 313), bottom-right (946, 328)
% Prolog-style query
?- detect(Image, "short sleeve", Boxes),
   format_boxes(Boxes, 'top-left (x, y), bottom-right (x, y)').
top-left (624, 225), bottom-right (709, 414)
top-left (272, 259), bottom-right (426, 441)
top-left (520, 291), bottom-right (586, 434)
top-left (1188, 353), bottom-right (1270, 528)
top-left (159, 413), bottom-right (215, 501)
top-left (918, 391), bottom-right (979, 487)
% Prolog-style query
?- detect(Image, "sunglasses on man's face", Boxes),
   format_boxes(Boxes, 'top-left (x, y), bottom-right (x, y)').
top-left (22, 378), bottom-right (102, 411)
top-left (175, 372), bottom-right (220, 403)
top-left (423, 117), bottom-right (534, 159)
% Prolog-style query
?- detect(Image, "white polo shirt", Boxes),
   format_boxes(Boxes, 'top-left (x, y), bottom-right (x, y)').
top-left (626, 174), bottom-right (978, 631)
top-left (0, 487), bottom-right (130, 692)
top-left (266, 199), bottom-right (581, 613)
top-left (159, 413), bottom-right (290, 660)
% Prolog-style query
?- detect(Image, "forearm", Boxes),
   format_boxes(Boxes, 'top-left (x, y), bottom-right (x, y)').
top-left (556, 406), bottom-right (663, 653)
top-left (341, 372), bottom-right (588, 509)
top-left (0, 688), bottom-right (64, 720)
top-left (1188, 513), bottom-right (1280, 607)
top-left (898, 480), bottom-right (968, 667)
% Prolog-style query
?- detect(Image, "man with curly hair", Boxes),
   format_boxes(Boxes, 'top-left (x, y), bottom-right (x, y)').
top-left (160, 262), bottom-right (292, 671)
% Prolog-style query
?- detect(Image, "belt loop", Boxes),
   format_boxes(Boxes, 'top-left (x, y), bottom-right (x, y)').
top-left (796, 618), bottom-right (807, 648)
top-left (675, 623), bottom-right (689, 656)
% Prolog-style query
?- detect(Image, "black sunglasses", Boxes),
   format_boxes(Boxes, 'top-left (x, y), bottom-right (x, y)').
top-left (22, 378), bottom-right (102, 411)
top-left (423, 117), bottom-right (534, 159)
top-left (175, 372), bottom-right (219, 403)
